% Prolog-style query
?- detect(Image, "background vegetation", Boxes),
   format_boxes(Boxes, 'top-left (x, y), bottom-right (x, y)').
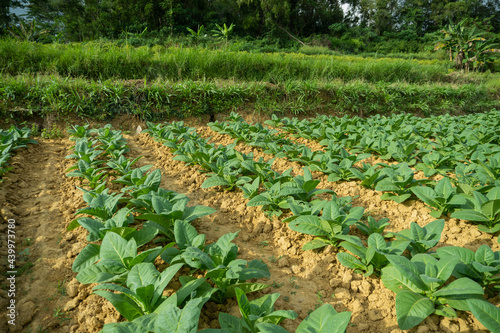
top-left (1, 0), bottom-right (499, 123)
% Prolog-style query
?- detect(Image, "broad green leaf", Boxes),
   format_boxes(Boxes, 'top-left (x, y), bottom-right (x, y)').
top-left (288, 216), bottom-right (329, 237)
top-left (481, 200), bottom-right (500, 219)
top-left (93, 290), bottom-right (144, 321)
top-left (433, 278), bottom-right (484, 297)
top-left (451, 210), bottom-right (491, 222)
top-left (303, 238), bottom-right (330, 251)
top-left (467, 299), bottom-right (500, 333)
top-left (386, 255), bottom-right (429, 292)
top-left (337, 253), bottom-right (366, 271)
top-left (295, 304), bottom-right (351, 333)
top-left (101, 232), bottom-right (137, 267)
top-left (72, 244), bottom-right (100, 272)
top-left (395, 291), bottom-right (434, 330)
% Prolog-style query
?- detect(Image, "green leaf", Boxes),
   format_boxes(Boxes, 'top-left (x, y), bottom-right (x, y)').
top-left (72, 244), bottom-right (100, 272)
top-left (302, 238), bottom-right (330, 251)
top-left (288, 216), bottom-right (329, 237)
top-left (93, 290), bottom-right (144, 321)
top-left (386, 255), bottom-right (429, 292)
top-left (433, 278), bottom-right (484, 297)
top-left (467, 299), bottom-right (500, 333)
top-left (451, 210), bottom-right (491, 222)
top-left (481, 200), bottom-right (500, 219)
top-left (395, 291), bottom-right (434, 330)
top-left (295, 304), bottom-right (351, 333)
top-left (101, 232), bottom-right (137, 267)
top-left (201, 176), bottom-right (231, 188)
top-left (337, 252), bottom-right (366, 271)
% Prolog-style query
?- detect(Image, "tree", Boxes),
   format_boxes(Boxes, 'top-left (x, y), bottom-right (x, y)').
top-left (433, 19), bottom-right (499, 71)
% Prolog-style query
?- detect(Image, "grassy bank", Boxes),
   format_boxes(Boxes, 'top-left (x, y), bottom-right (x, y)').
top-left (1, 74), bottom-right (498, 122)
top-left (0, 39), bottom-right (455, 84)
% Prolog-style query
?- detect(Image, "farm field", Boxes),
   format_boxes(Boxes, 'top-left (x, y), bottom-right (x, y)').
top-left (0, 109), bottom-right (499, 333)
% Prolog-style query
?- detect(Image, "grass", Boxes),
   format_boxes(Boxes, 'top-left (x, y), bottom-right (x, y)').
top-left (0, 38), bottom-right (455, 84)
top-left (0, 73), bottom-right (497, 122)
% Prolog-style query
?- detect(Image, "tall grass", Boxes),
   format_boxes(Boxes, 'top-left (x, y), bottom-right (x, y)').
top-left (1, 74), bottom-right (497, 121)
top-left (0, 39), bottom-right (453, 84)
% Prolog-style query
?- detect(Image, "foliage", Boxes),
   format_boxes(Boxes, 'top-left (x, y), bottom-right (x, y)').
top-left (382, 254), bottom-right (484, 330)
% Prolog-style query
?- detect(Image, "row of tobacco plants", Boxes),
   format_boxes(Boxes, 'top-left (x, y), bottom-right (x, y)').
top-left (144, 112), bottom-right (500, 331)
top-left (0, 126), bottom-right (38, 180)
top-left (64, 124), bottom-right (350, 332)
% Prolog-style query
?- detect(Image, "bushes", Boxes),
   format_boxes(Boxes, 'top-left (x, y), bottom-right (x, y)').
top-left (1, 74), bottom-right (497, 121)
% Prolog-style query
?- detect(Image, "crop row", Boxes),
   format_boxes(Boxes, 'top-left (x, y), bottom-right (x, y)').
top-left (0, 126), bottom-right (38, 180)
top-left (209, 112), bottom-right (500, 235)
top-left (145, 120), bottom-right (500, 331)
top-left (64, 124), bottom-right (349, 332)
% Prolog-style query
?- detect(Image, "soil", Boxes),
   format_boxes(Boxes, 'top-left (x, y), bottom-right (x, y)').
top-left (0, 111), bottom-right (498, 333)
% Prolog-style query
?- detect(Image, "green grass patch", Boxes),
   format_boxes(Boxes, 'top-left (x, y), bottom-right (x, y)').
top-left (0, 39), bottom-right (456, 84)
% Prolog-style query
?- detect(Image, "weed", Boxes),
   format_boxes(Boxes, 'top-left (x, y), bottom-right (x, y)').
top-left (23, 238), bottom-right (32, 246)
top-left (41, 125), bottom-right (64, 139)
top-left (271, 281), bottom-right (284, 289)
top-left (53, 307), bottom-right (71, 325)
top-left (56, 280), bottom-right (67, 296)
top-left (289, 276), bottom-right (300, 289)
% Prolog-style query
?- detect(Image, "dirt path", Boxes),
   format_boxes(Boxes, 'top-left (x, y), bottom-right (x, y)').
top-left (0, 139), bottom-right (120, 333)
top-left (0, 140), bottom-right (78, 332)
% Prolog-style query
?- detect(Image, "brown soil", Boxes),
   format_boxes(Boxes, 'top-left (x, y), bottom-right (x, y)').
top-left (0, 111), bottom-right (498, 333)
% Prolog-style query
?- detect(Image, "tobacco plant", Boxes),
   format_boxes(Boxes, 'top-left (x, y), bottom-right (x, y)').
top-left (337, 233), bottom-right (409, 277)
top-left (375, 163), bottom-right (432, 203)
top-left (101, 297), bottom-right (209, 333)
top-left (410, 177), bottom-right (466, 218)
top-left (437, 245), bottom-right (500, 294)
top-left (394, 219), bottom-right (444, 256)
top-left (200, 288), bottom-right (297, 333)
top-left (73, 232), bottom-right (171, 284)
top-left (288, 197), bottom-right (364, 250)
top-left (93, 263), bottom-right (206, 320)
top-left (382, 254), bottom-right (484, 330)
top-left (451, 187), bottom-right (500, 233)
